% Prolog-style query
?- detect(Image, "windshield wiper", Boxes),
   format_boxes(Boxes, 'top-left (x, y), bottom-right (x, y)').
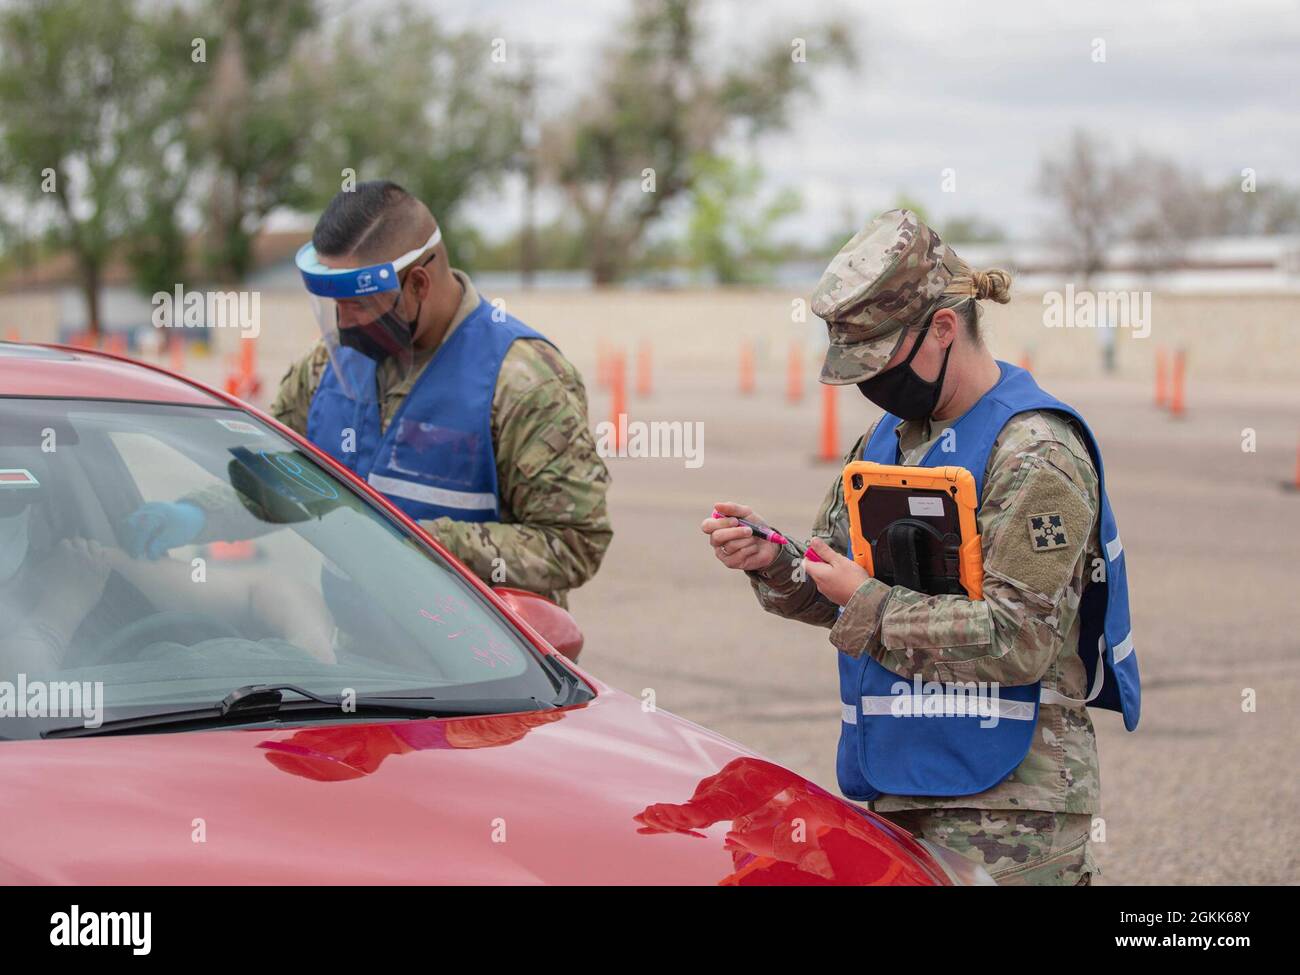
top-left (535, 653), bottom-right (594, 706)
top-left (42, 683), bottom-right (553, 739)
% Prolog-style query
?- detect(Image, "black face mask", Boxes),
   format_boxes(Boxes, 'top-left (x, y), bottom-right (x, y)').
top-left (338, 290), bottom-right (423, 363)
top-left (856, 321), bottom-right (951, 420)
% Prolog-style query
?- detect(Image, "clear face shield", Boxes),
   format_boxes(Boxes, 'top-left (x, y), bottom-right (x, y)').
top-left (294, 227), bottom-right (442, 403)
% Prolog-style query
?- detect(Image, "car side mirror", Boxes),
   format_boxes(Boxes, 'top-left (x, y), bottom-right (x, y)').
top-left (492, 587), bottom-right (584, 662)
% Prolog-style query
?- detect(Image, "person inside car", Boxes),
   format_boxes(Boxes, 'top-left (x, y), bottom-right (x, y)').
top-left (0, 460), bottom-right (113, 673)
top-left (0, 459), bottom-right (334, 670)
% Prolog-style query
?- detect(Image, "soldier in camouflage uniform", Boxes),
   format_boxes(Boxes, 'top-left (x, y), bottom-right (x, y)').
top-left (126, 182), bottom-right (610, 608)
top-left (264, 269), bottom-right (611, 609)
top-left (702, 210), bottom-right (1103, 885)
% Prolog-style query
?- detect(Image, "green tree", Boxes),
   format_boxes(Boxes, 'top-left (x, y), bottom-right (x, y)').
top-left (298, 4), bottom-right (521, 262)
top-left (124, 4), bottom-right (204, 298)
top-left (541, 0), bottom-right (855, 283)
top-left (685, 154), bottom-right (800, 284)
top-left (187, 0), bottom-right (322, 283)
top-left (0, 0), bottom-right (193, 334)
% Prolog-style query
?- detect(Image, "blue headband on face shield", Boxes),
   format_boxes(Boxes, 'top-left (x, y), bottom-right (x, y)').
top-left (294, 227), bottom-right (443, 299)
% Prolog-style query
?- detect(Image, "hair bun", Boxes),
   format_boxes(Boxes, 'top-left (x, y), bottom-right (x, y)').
top-left (973, 268), bottom-right (1012, 304)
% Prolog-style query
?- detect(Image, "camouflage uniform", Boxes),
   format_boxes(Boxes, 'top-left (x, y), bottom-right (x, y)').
top-left (747, 210), bottom-right (1103, 885)
top-left (885, 808), bottom-right (1096, 885)
top-left (194, 270), bottom-right (611, 607)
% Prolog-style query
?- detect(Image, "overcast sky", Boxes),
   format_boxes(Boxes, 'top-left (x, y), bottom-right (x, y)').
top-left (415, 0), bottom-right (1300, 246)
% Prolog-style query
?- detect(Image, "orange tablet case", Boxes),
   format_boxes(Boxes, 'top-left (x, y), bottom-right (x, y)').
top-left (841, 461), bottom-right (984, 600)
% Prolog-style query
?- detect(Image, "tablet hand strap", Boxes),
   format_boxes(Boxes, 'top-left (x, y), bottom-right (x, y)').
top-left (882, 519), bottom-right (928, 592)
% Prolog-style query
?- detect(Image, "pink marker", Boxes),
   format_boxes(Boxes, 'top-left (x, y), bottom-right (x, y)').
top-left (711, 510), bottom-right (791, 546)
top-left (711, 509), bottom-right (824, 562)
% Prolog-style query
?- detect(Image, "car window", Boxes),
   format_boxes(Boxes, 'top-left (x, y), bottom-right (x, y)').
top-left (0, 398), bottom-right (561, 739)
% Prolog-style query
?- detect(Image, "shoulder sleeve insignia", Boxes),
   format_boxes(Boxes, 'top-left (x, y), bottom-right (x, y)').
top-left (1028, 512), bottom-right (1068, 551)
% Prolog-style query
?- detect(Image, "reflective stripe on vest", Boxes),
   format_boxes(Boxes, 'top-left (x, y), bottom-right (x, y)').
top-left (834, 361), bottom-right (1140, 803)
top-left (365, 473), bottom-right (498, 514)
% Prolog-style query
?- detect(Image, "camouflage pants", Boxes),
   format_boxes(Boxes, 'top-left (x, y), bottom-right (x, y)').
top-left (881, 808), bottom-right (1097, 886)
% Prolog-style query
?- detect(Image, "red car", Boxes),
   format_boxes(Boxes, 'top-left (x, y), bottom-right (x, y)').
top-left (0, 341), bottom-right (990, 886)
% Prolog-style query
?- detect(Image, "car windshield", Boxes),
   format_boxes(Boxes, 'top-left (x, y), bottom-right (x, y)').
top-left (0, 397), bottom-right (565, 739)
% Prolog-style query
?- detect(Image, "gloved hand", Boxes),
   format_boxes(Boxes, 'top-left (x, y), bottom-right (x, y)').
top-left (120, 501), bottom-right (206, 559)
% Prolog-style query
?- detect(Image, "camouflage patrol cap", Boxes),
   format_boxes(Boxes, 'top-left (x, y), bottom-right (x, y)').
top-left (812, 209), bottom-right (960, 384)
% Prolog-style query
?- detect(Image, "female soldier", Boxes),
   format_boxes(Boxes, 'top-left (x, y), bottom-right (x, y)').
top-left (701, 209), bottom-right (1139, 886)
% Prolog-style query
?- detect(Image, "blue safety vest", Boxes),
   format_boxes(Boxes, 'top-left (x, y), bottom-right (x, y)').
top-left (836, 361), bottom-right (1140, 802)
top-left (306, 298), bottom-right (550, 523)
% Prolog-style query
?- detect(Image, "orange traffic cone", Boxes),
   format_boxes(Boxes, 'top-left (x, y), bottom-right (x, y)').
top-left (239, 337), bottom-right (260, 399)
top-left (4, 327), bottom-right (19, 342)
top-left (1155, 347), bottom-right (1168, 408)
top-left (168, 335), bottom-right (185, 375)
top-left (818, 383), bottom-right (838, 463)
top-left (609, 349), bottom-right (626, 451)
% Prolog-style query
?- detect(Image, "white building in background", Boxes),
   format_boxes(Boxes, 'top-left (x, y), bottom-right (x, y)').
top-left (955, 235), bottom-right (1300, 294)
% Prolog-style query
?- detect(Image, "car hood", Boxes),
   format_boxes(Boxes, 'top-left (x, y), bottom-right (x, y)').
top-left (0, 689), bottom-right (943, 885)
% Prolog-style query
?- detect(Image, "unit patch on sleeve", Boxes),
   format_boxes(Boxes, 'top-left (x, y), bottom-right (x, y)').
top-left (1028, 512), bottom-right (1068, 551)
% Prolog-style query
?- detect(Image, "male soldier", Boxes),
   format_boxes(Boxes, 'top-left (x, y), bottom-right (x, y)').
top-left (702, 210), bottom-right (1140, 885)
top-left (124, 181), bottom-right (610, 607)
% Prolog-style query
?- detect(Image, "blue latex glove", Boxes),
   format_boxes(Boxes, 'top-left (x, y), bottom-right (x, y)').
top-left (121, 501), bottom-right (206, 560)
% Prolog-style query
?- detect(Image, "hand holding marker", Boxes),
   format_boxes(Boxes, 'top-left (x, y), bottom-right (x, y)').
top-left (709, 510), bottom-right (824, 563)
